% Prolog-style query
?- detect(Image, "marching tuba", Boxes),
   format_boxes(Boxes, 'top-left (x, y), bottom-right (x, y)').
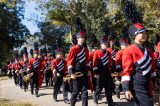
top-left (23, 72), bottom-right (34, 83)
top-left (44, 62), bottom-right (51, 73)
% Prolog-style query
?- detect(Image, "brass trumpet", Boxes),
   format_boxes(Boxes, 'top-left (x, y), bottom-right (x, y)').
top-left (23, 72), bottom-right (34, 83)
top-left (44, 66), bottom-right (51, 73)
top-left (112, 72), bottom-right (121, 77)
top-left (44, 62), bottom-right (51, 73)
top-left (63, 72), bottom-right (84, 81)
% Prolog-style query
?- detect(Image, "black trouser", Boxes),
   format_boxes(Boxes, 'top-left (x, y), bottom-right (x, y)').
top-left (8, 70), bottom-right (12, 78)
top-left (44, 71), bottom-right (50, 86)
top-left (19, 74), bottom-right (23, 88)
top-left (94, 75), bottom-right (113, 104)
top-left (62, 80), bottom-right (70, 100)
top-left (133, 91), bottom-right (153, 106)
top-left (92, 77), bottom-right (97, 92)
top-left (13, 71), bottom-right (19, 85)
top-left (22, 72), bottom-right (28, 91)
top-left (45, 70), bottom-right (53, 86)
top-left (50, 72), bottom-right (53, 86)
top-left (30, 70), bottom-right (39, 95)
top-left (70, 76), bottom-right (88, 106)
top-left (53, 75), bottom-right (63, 99)
top-left (114, 76), bottom-right (122, 94)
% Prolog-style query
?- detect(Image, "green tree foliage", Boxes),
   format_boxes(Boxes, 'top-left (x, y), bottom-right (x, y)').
top-left (108, 0), bottom-right (160, 43)
top-left (0, 1), bottom-right (30, 66)
top-left (38, 21), bottom-right (70, 53)
top-left (31, 0), bottom-right (112, 47)
top-left (31, 0), bottom-right (160, 48)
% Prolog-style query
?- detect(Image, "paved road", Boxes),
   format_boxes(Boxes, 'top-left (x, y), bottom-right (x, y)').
top-left (0, 79), bottom-right (134, 106)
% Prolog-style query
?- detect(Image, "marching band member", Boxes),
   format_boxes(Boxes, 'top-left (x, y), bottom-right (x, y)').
top-left (122, 1), bottom-right (156, 105)
top-left (92, 35), bottom-right (118, 106)
top-left (88, 34), bottom-right (98, 94)
top-left (7, 61), bottom-right (12, 79)
top-left (20, 47), bottom-right (29, 92)
top-left (44, 48), bottom-right (52, 87)
top-left (67, 18), bottom-right (89, 106)
top-left (114, 29), bottom-right (129, 98)
top-left (121, 22), bottom-right (156, 106)
top-left (12, 51), bottom-right (20, 85)
top-left (27, 42), bottom-right (44, 97)
top-left (51, 48), bottom-right (68, 103)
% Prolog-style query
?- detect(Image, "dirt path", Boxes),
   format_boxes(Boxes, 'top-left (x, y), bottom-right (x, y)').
top-left (0, 79), bottom-right (134, 106)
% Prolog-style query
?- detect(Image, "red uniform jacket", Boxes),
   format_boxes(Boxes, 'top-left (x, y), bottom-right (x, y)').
top-left (89, 52), bottom-right (94, 66)
top-left (157, 42), bottom-right (160, 53)
top-left (107, 48), bottom-right (118, 59)
top-left (89, 51), bottom-right (95, 73)
top-left (92, 49), bottom-right (112, 74)
top-left (7, 63), bottom-right (12, 72)
top-left (88, 51), bottom-right (95, 92)
top-left (153, 52), bottom-right (159, 60)
top-left (121, 44), bottom-right (156, 96)
top-left (43, 57), bottom-right (51, 70)
top-left (27, 58), bottom-right (44, 88)
top-left (67, 44), bottom-right (89, 74)
top-left (11, 63), bottom-right (16, 71)
top-left (44, 57), bottom-right (50, 64)
top-left (19, 60), bottom-right (28, 74)
top-left (13, 62), bottom-right (21, 73)
top-left (115, 50), bottom-right (123, 70)
top-left (51, 58), bottom-right (67, 77)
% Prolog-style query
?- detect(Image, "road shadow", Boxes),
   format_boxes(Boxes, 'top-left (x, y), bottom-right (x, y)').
top-left (38, 93), bottom-right (53, 97)
top-left (97, 101), bottom-right (134, 106)
top-left (39, 87), bottom-right (53, 90)
top-left (116, 102), bottom-right (134, 106)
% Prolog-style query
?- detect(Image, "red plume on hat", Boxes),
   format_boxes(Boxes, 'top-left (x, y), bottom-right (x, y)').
top-left (100, 34), bottom-right (109, 44)
top-left (34, 42), bottom-right (39, 54)
top-left (75, 17), bottom-right (86, 39)
top-left (20, 47), bottom-right (28, 61)
top-left (109, 32), bottom-right (117, 44)
top-left (23, 47), bottom-right (28, 59)
top-left (30, 49), bottom-right (33, 57)
top-left (119, 26), bottom-right (129, 45)
top-left (124, 0), bottom-right (146, 37)
top-left (89, 33), bottom-right (98, 48)
top-left (154, 34), bottom-right (160, 46)
top-left (100, 18), bottom-right (111, 44)
top-left (46, 47), bottom-right (51, 56)
top-left (55, 36), bottom-right (63, 55)
top-left (14, 50), bottom-right (19, 62)
top-left (55, 48), bottom-right (63, 55)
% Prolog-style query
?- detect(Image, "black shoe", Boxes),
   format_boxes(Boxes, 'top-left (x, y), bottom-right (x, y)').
top-left (59, 90), bottom-right (62, 94)
top-left (53, 98), bottom-right (58, 102)
top-left (112, 91), bottom-right (116, 94)
top-left (108, 102), bottom-right (119, 106)
top-left (64, 99), bottom-right (70, 104)
top-left (35, 94), bottom-right (39, 97)
top-left (98, 95), bottom-right (102, 100)
top-left (94, 99), bottom-right (98, 104)
top-left (24, 89), bottom-right (27, 92)
top-left (78, 94), bottom-right (82, 100)
top-left (31, 91), bottom-right (34, 95)
top-left (116, 91), bottom-right (120, 99)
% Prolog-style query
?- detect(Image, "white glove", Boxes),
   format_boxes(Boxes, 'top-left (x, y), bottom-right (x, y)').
top-left (57, 73), bottom-right (60, 77)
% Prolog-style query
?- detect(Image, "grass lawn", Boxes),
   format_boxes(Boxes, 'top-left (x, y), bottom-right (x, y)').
top-left (0, 98), bottom-right (35, 106)
top-left (0, 74), bottom-right (9, 81)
